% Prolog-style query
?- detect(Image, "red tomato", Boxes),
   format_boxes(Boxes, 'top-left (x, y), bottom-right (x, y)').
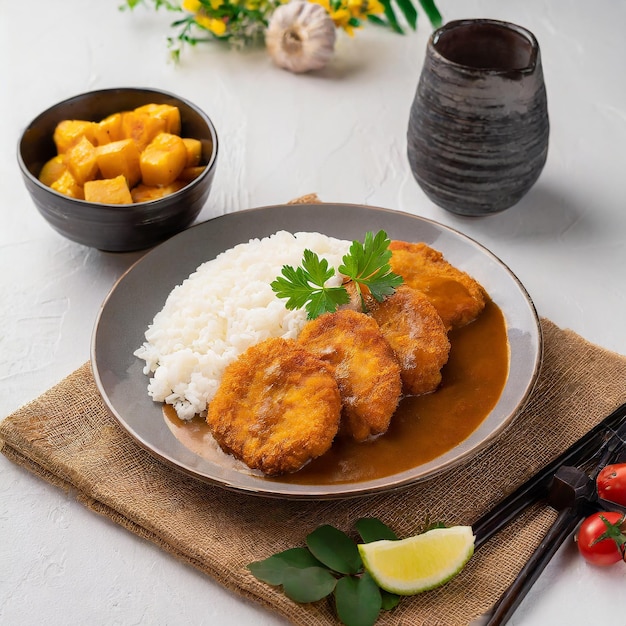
top-left (597, 463), bottom-right (626, 506)
top-left (576, 511), bottom-right (626, 566)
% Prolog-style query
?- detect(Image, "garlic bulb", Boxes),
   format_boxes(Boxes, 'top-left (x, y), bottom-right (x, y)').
top-left (266, 1), bottom-right (336, 73)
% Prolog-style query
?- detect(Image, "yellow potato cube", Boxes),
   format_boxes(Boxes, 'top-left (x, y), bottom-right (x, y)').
top-left (134, 103), bottom-right (181, 135)
top-left (51, 170), bottom-right (84, 199)
top-left (93, 112), bottom-right (124, 146)
top-left (96, 139), bottom-right (141, 188)
top-left (84, 175), bottom-right (132, 204)
top-left (53, 120), bottom-right (97, 154)
top-left (39, 155), bottom-right (66, 187)
top-left (130, 180), bottom-right (186, 203)
top-left (178, 166), bottom-right (206, 182)
top-left (182, 138), bottom-right (203, 168)
top-left (140, 133), bottom-right (187, 186)
top-left (121, 110), bottom-right (167, 151)
top-left (65, 136), bottom-right (99, 185)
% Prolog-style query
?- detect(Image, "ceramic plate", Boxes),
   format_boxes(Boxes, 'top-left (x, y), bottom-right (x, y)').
top-left (92, 203), bottom-right (542, 499)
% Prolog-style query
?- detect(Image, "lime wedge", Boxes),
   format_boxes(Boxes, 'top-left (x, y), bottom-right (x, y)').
top-left (357, 525), bottom-right (475, 595)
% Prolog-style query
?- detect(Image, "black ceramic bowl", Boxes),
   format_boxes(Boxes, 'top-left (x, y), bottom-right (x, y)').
top-left (18, 87), bottom-right (219, 252)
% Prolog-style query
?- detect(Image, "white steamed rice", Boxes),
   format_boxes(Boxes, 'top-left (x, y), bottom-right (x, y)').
top-left (134, 230), bottom-right (351, 420)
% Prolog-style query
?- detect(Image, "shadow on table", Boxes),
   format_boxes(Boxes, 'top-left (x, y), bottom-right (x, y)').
top-left (445, 182), bottom-right (599, 244)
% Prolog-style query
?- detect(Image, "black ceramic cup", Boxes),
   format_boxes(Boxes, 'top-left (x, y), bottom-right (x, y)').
top-left (407, 19), bottom-right (549, 216)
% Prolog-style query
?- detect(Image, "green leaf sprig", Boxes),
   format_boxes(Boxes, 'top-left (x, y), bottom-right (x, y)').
top-left (367, 0), bottom-right (442, 34)
top-left (270, 249), bottom-right (351, 320)
top-left (270, 230), bottom-right (403, 320)
top-left (339, 230), bottom-right (404, 313)
top-left (247, 518), bottom-right (402, 626)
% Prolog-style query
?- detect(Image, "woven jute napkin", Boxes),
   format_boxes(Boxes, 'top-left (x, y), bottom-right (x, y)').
top-left (2, 201), bottom-right (626, 625)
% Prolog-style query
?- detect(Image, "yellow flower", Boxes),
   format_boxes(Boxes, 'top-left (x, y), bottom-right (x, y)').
top-left (183, 0), bottom-right (225, 15)
top-left (365, 0), bottom-right (384, 14)
top-left (346, 0), bottom-right (363, 17)
top-left (346, 0), bottom-right (384, 17)
top-left (330, 7), bottom-right (355, 34)
top-left (182, 0), bottom-right (202, 12)
top-left (195, 14), bottom-right (228, 35)
top-left (210, 19), bottom-right (227, 35)
top-left (310, 0), bottom-right (371, 34)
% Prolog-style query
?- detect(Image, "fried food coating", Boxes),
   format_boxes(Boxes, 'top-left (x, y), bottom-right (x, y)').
top-left (388, 241), bottom-right (487, 330)
top-left (368, 285), bottom-right (450, 395)
top-left (297, 309), bottom-right (402, 442)
top-left (206, 337), bottom-right (341, 476)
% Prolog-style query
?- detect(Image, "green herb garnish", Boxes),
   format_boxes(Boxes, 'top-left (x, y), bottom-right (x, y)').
top-left (270, 249), bottom-right (350, 320)
top-left (270, 230), bottom-right (403, 320)
top-left (247, 518), bottom-right (401, 626)
top-left (339, 230), bottom-right (404, 312)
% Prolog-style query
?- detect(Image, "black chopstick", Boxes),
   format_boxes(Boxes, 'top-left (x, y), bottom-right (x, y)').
top-left (474, 401), bottom-right (626, 626)
top-left (485, 506), bottom-right (582, 626)
top-left (473, 401), bottom-right (626, 549)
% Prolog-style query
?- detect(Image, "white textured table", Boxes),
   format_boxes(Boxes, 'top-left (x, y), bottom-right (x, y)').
top-left (2, 1), bottom-right (626, 624)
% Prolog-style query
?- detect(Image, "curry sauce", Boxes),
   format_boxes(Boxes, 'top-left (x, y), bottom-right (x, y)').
top-left (163, 299), bottom-right (508, 485)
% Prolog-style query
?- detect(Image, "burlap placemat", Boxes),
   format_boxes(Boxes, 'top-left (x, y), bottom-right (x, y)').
top-left (2, 320), bottom-right (626, 626)
top-left (2, 193), bottom-right (626, 624)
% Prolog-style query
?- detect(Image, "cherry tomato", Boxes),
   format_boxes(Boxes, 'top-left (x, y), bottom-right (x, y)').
top-left (576, 511), bottom-right (626, 566)
top-left (597, 463), bottom-right (626, 506)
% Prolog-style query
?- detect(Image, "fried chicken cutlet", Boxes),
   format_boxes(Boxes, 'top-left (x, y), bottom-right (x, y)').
top-left (297, 309), bottom-right (402, 442)
top-left (389, 241), bottom-right (487, 330)
top-left (368, 285), bottom-right (450, 395)
top-left (206, 337), bottom-right (341, 476)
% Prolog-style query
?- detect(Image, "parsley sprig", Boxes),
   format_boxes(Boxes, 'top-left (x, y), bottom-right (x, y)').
top-left (270, 230), bottom-right (403, 319)
top-left (271, 249), bottom-right (350, 320)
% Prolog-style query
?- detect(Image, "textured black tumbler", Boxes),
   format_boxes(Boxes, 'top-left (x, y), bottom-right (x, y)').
top-left (407, 19), bottom-right (549, 216)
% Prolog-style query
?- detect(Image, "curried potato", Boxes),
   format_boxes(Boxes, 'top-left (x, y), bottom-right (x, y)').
top-left (130, 181), bottom-right (186, 203)
top-left (43, 103), bottom-right (206, 204)
top-left (51, 170), bottom-right (84, 199)
top-left (84, 175), bottom-right (133, 204)
top-left (134, 103), bottom-right (181, 135)
top-left (139, 133), bottom-right (187, 186)
top-left (93, 112), bottom-right (124, 146)
top-left (65, 136), bottom-right (99, 185)
top-left (121, 110), bottom-right (167, 151)
top-left (53, 120), bottom-right (97, 154)
top-left (96, 139), bottom-right (141, 187)
top-left (178, 165), bottom-right (206, 182)
top-left (38, 155), bottom-right (66, 187)
top-left (182, 137), bottom-right (203, 167)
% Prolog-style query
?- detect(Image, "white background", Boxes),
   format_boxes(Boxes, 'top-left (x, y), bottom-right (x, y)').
top-left (2, 0), bottom-right (626, 624)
